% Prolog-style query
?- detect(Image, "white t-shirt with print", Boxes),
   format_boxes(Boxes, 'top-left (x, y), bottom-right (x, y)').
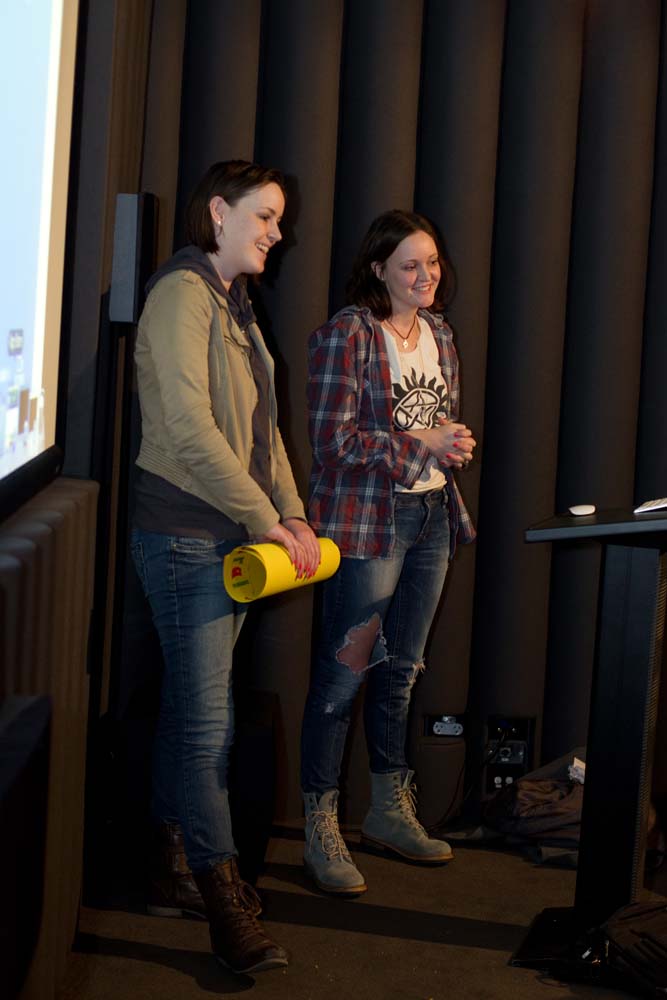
top-left (382, 316), bottom-right (448, 493)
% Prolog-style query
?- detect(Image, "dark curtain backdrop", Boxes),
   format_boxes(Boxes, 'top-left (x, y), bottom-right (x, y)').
top-left (70, 0), bottom-right (667, 825)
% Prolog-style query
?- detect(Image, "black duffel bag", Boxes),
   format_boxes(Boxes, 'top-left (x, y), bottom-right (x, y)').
top-left (600, 900), bottom-right (667, 997)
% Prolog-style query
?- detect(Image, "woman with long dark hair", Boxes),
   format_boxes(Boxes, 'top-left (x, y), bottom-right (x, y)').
top-left (300, 210), bottom-right (475, 895)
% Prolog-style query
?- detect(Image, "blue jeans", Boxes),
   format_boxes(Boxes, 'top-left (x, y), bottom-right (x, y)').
top-left (300, 488), bottom-right (450, 794)
top-left (130, 529), bottom-right (246, 871)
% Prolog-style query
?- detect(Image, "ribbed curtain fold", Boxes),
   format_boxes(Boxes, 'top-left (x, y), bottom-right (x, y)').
top-left (330, 0), bottom-right (425, 309)
top-left (249, 0), bottom-right (346, 819)
top-left (409, 1), bottom-right (506, 812)
top-left (415, 0), bottom-right (505, 714)
top-left (174, 1), bottom-right (263, 244)
top-left (254, 0), bottom-right (345, 489)
top-left (471, 0), bottom-right (587, 755)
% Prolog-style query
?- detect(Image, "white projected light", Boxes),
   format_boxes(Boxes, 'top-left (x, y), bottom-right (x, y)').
top-left (0, 0), bottom-right (79, 480)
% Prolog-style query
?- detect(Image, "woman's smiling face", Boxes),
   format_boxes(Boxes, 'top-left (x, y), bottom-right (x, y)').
top-left (210, 182), bottom-right (285, 285)
top-left (374, 230), bottom-right (441, 316)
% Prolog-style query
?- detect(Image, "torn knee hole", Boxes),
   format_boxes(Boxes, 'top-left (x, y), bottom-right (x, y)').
top-left (408, 660), bottom-right (426, 686)
top-left (336, 613), bottom-right (383, 673)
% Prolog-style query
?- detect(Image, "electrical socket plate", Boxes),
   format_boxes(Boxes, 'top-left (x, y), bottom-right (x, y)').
top-left (424, 714), bottom-right (464, 737)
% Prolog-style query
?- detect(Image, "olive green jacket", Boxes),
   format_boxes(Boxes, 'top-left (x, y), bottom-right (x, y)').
top-left (135, 269), bottom-right (305, 536)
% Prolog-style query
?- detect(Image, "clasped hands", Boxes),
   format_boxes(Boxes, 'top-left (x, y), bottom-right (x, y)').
top-left (426, 417), bottom-right (476, 470)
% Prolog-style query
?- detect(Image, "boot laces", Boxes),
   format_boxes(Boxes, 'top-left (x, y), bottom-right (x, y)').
top-left (309, 808), bottom-right (352, 862)
top-left (395, 782), bottom-right (427, 833)
top-left (225, 882), bottom-right (267, 943)
top-left (237, 881), bottom-right (262, 915)
top-left (210, 870), bottom-right (262, 924)
top-left (239, 906), bottom-right (265, 946)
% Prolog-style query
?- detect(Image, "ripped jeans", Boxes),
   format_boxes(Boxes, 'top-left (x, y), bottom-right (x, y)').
top-left (300, 488), bottom-right (450, 795)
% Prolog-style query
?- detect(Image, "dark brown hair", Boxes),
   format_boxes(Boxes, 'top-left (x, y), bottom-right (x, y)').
top-left (346, 209), bottom-right (453, 319)
top-left (185, 160), bottom-right (287, 253)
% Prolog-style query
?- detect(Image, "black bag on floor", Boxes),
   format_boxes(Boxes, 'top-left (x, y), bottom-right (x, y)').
top-left (482, 748), bottom-right (585, 848)
top-left (601, 900), bottom-right (667, 997)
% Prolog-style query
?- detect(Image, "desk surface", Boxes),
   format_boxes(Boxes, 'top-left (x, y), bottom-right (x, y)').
top-left (525, 507), bottom-right (667, 543)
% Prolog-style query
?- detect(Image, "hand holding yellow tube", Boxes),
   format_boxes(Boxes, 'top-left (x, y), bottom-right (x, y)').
top-left (223, 537), bottom-right (340, 603)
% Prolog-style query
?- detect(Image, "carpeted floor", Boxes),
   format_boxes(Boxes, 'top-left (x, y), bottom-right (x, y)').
top-left (56, 827), bottom-right (645, 1000)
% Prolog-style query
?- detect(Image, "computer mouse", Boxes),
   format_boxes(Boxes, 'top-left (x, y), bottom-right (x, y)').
top-left (568, 504), bottom-right (596, 516)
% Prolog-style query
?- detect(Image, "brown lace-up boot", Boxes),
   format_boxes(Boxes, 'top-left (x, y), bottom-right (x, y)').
top-left (147, 822), bottom-right (206, 919)
top-left (193, 857), bottom-right (288, 974)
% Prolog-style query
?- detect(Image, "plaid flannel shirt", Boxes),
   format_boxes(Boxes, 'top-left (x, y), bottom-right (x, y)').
top-left (307, 305), bottom-right (476, 558)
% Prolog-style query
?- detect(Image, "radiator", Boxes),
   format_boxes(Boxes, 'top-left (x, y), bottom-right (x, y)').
top-left (0, 477), bottom-right (98, 1000)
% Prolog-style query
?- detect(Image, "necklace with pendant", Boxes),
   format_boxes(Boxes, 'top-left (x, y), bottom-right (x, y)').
top-left (387, 314), bottom-right (417, 349)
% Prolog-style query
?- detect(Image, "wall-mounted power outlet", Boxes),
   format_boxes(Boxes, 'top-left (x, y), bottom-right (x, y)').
top-left (424, 714), bottom-right (465, 737)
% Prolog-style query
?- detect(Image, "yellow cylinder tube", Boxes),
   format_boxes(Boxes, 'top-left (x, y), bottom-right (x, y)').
top-left (223, 537), bottom-right (341, 603)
